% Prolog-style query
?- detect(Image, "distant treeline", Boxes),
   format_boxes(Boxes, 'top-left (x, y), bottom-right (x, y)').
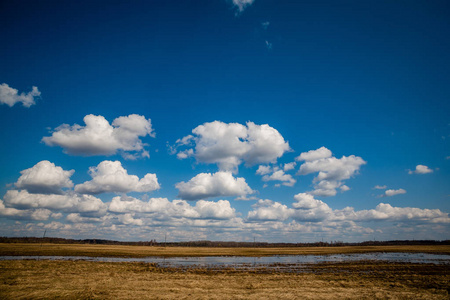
top-left (0, 237), bottom-right (449, 247)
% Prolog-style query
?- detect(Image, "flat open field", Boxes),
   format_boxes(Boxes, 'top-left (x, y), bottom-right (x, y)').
top-left (1, 244), bottom-right (449, 299)
top-left (1, 243), bottom-right (450, 257)
top-left (1, 259), bottom-right (449, 299)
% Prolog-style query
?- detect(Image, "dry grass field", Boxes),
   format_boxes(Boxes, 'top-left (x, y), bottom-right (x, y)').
top-left (0, 244), bottom-right (449, 299)
top-left (0, 259), bottom-right (449, 299)
top-left (1, 243), bottom-right (449, 257)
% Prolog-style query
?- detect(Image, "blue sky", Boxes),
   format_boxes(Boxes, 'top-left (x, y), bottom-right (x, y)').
top-left (1, 0), bottom-right (449, 242)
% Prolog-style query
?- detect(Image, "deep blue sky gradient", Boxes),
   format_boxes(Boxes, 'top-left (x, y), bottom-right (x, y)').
top-left (1, 0), bottom-right (449, 241)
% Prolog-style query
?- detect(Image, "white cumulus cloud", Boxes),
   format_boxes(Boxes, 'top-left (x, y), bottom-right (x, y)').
top-left (297, 148), bottom-right (366, 197)
top-left (177, 149), bottom-right (194, 159)
top-left (175, 121), bottom-right (290, 172)
top-left (108, 196), bottom-right (170, 214)
top-left (291, 193), bottom-right (333, 221)
top-left (262, 170), bottom-right (296, 187)
top-left (283, 162), bottom-right (296, 172)
top-left (0, 83), bottom-right (40, 107)
top-left (118, 213), bottom-right (143, 226)
top-left (0, 200), bottom-right (28, 219)
top-left (66, 213), bottom-right (105, 224)
top-left (247, 199), bottom-right (292, 221)
top-left (193, 200), bottom-right (236, 219)
top-left (108, 196), bottom-right (235, 220)
top-left (3, 190), bottom-right (106, 214)
top-left (353, 203), bottom-right (449, 223)
top-left (408, 165), bottom-right (433, 174)
top-left (14, 160), bottom-right (74, 194)
top-left (384, 188), bottom-right (406, 197)
top-left (42, 114), bottom-right (154, 159)
top-left (245, 193), bottom-right (450, 226)
top-left (0, 201), bottom-right (55, 221)
top-left (256, 165), bottom-right (272, 175)
top-left (74, 160), bottom-right (160, 195)
top-left (296, 146), bottom-right (332, 162)
top-left (298, 153), bottom-right (365, 178)
top-left (176, 171), bottom-right (253, 200)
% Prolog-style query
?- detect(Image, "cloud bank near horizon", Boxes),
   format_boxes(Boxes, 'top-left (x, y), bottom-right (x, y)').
top-left (1, 156), bottom-right (448, 242)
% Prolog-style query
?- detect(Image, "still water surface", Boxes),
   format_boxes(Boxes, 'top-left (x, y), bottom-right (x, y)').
top-left (1, 252), bottom-right (449, 269)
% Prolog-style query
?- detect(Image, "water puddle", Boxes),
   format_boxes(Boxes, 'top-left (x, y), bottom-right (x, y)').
top-left (1, 252), bottom-right (449, 270)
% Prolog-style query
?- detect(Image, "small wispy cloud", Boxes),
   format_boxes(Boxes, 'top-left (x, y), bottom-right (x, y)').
top-left (232, 0), bottom-right (255, 13)
top-left (261, 21), bottom-right (270, 30)
top-left (340, 185), bottom-right (350, 192)
top-left (256, 165), bottom-right (272, 175)
top-left (265, 40), bottom-right (273, 50)
top-left (235, 195), bottom-right (259, 201)
top-left (408, 165), bottom-right (433, 175)
top-left (262, 170), bottom-right (296, 187)
top-left (283, 162), bottom-right (296, 172)
top-left (0, 83), bottom-right (40, 107)
top-left (373, 185), bottom-right (387, 190)
top-left (382, 188), bottom-right (407, 197)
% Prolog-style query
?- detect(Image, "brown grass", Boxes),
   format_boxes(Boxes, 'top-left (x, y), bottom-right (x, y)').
top-left (1, 244), bottom-right (448, 299)
top-left (1, 243), bottom-right (449, 257)
top-left (0, 260), bottom-right (448, 299)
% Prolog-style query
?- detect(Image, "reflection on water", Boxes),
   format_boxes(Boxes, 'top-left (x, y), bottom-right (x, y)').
top-left (1, 252), bottom-right (449, 269)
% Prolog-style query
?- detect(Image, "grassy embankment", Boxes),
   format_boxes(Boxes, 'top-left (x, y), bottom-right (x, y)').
top-left (1, 243), bottom-right (450, 257)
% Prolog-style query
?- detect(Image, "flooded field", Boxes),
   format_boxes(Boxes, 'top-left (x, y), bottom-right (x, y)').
top-left (1, 258), bottom-right (449, 299)
top-left (1, 244), bottom-right (449, 298)
top-left (1, 252), bottom-right (449, 271)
